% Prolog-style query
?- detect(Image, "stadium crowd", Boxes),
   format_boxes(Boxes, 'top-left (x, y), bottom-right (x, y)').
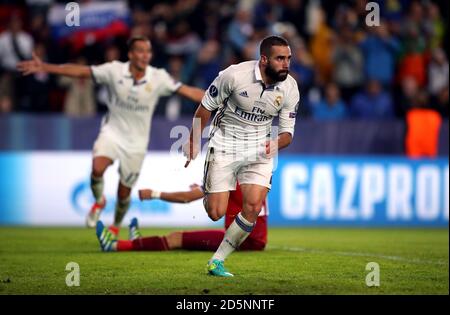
top-left (0, 0), bottom-right (448, 122)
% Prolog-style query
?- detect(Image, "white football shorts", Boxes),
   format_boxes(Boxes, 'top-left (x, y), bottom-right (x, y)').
top-left (92, 132), bottom-right (145, 188)
top-left (203, 147), bottom-right (273, 193)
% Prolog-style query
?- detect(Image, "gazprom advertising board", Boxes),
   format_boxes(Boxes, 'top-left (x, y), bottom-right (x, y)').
top-left (270, 156), bottom-right (448, 226)
top-left (0, 152), bottom-right (448, 227)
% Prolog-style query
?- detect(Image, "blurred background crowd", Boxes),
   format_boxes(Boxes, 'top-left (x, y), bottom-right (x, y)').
top-left (0, 0), bottom-right (448, 123)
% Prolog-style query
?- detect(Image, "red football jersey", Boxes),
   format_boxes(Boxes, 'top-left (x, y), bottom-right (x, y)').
top-left (224, 183), bottom-right (268, 244)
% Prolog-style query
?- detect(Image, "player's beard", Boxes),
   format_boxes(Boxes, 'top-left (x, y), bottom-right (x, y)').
top-left (265, 63), bottom-right (289, 82)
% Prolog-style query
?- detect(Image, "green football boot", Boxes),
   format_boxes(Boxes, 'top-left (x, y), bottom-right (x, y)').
top-left (96, 221), bottom-right (117, 252)
top-left (207, 259), bottom-right (234, 277)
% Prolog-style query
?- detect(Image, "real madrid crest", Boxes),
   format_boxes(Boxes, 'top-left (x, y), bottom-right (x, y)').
top-left (275, 95), bottom-right (282, 107)
top-left (145, 83), bottom-right (152, 92)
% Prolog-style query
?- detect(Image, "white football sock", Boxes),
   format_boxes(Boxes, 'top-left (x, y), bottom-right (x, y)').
top-left (90, 175), bottom-right (104, 204)
top-left (211, 212), bottom-right (255, 262)
top-left (113, 196), bottom-right (131, 227)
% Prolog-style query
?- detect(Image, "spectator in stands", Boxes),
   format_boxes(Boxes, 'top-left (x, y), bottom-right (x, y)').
top-left (194, 39), bottom-right (221, 89)
top-left (253, 0), bottom-right (282, 31)
top-left (350, 79), bottom-right (394, 119)
top-left (0, 14), bottom-right (34, 111)
top-left (397, 50), bottom-right (427, 88)
top-left (424, 2), bottom-right (445, 50)
top-left (405, 90), bottom-right (442, 158)
top-left (280, 0), bottom-right (307, 39)
top-left (428, 48), bottom-right (449, 97)
top-left (164, 55), bottom-right (184, 121)
top-left (165, 20), bottom-right (202, 57)
top-left (311, 82), bottom-right (348, 120)
top-left (26, 42), bottom-right (51, 112)
top-left (290, 37), bottom-right (315, 92)
top-left (433, 86), bottom-right (449, 118)
top-left (241, 25), bottom-right (270, 61)
top-left (332, 27), bottom-right (364, 102)
top-left (29, 13), bottom-right (48, 43)
top-left (25, 0), bottom-right (52, 17)
top-left (0, 0), bottom-right (448, 123)
top-left (227, 8), bottom-right (254, 59)
top-left (309, 8), bottom-right (335, 83)
top-left (397, 2), bottom-right (427, 87)
top-left (397, 75), bottom-right (419, 117)
top-left (0, 14), bottom-right (33, 71)
top-left (401, 1), bottom-right (427, 54)
top-left (360, 21), bottom-right (400, 87)
top-left (59, 56), bottom-right (96, 117)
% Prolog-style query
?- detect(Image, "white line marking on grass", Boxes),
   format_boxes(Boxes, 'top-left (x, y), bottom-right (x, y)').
top-left (267, 245), bottom-right (448, 266)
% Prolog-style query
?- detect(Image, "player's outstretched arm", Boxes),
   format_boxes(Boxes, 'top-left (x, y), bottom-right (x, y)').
top-left (17, 52), bottom-right (91, 78)
top-left (139, 185), bottom-right (204, 203)
top-left (176, 85), bottom-right (205, 104)
top-left (183, 104), bottom-right (211, 167)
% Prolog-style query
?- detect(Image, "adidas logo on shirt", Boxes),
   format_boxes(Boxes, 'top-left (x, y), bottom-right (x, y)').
top-left (239, 91), bottom-right (249, 98)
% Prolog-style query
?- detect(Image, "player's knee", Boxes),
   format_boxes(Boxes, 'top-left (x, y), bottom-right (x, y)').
top-left (118, 189), bottom-right (131, 200)
top-left (92, 168), bottom-right (104, 178)
top-left (243, 200), bottom-right (263, 214)
top-left (207, 205), bottom-right (225, 221)
top-left (92, 161), bottom-right (108, 178)
top-left (207, 211), bottom-right (222, 222)
top-left (241, 201), bottom-right (263, 222)
top-left (205, 200), bottom-right (225, 221)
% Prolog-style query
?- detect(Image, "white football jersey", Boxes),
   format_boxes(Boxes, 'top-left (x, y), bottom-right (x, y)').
top-left (91, 61), bottom-right (181, 152)
top-left (201, 60), bottom-right (299, 156)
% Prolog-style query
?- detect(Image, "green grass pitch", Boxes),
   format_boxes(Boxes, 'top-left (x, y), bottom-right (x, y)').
top-left (0, 227), bottom-right (448, 295)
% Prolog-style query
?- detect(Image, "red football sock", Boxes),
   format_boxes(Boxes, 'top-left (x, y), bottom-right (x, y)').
top-left (117, 240), bottom-right (133, 251)
top-left (108, 225), bottom-right (120, 236)
top-left (182, 230), bottom-right (225, 251)
top-left (131, 236), bottom-right (169, 251)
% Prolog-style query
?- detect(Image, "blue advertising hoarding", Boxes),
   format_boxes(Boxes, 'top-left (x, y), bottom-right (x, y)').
top-left (0, 152), bottom-right (448, 227)
top-left (269, 156), bottom-right (448, 226)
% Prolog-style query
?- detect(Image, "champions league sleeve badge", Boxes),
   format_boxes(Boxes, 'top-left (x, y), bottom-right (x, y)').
top-left (209, 85), bottom-right (218, 98)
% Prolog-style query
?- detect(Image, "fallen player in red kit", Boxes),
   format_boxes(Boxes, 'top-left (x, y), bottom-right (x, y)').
top-left (95, 183), bottom-right (268, 251)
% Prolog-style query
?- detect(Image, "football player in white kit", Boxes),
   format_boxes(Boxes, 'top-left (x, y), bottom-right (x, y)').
top-left (18, 36), bottom-right (204, 236)
top-left (184, 36), bottom-right (300, 277)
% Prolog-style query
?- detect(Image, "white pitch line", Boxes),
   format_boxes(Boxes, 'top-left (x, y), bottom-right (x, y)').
top-left (267, 245), bottom-right (448, 266)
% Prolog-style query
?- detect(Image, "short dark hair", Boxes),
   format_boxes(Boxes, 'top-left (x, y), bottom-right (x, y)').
top-left (259, 35), bottom-right (289, 57)
top-left (127, 36), bottom-right (150, 51)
